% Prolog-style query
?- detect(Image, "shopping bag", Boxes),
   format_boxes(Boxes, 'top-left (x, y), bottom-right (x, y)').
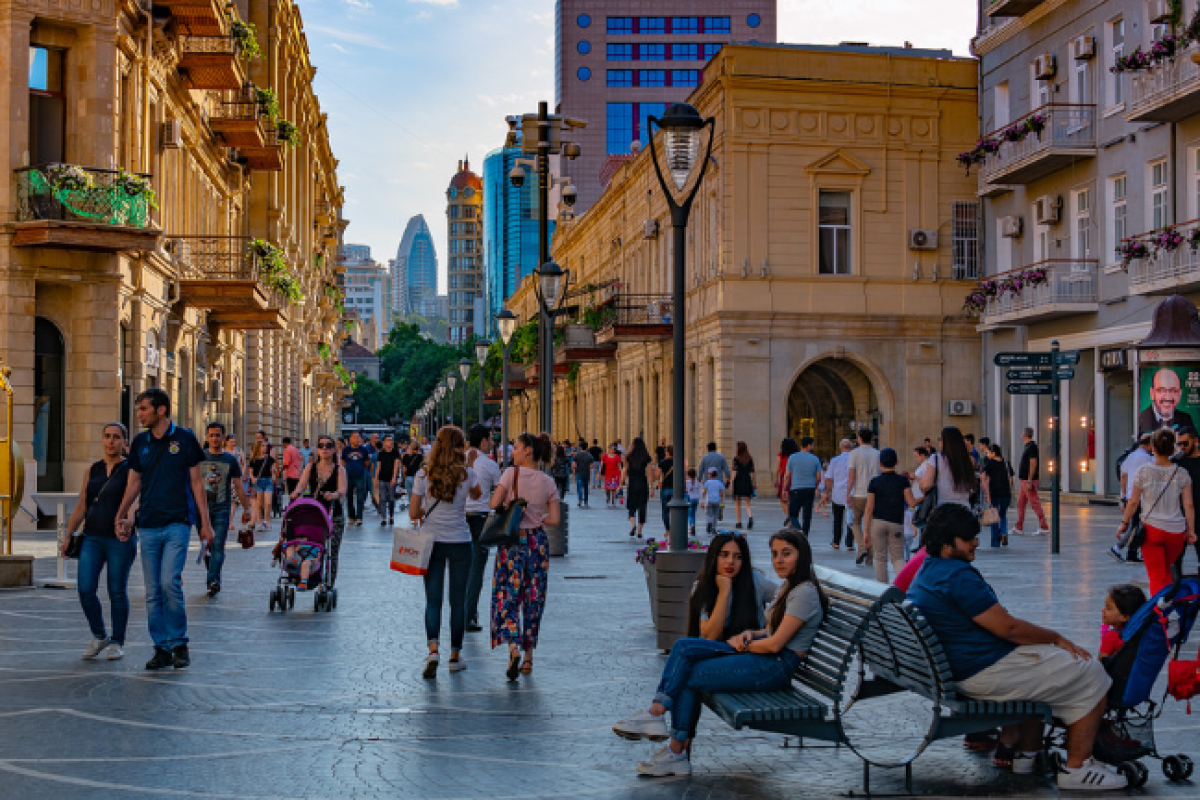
top-left (390, 527), bottom-right (434, 575)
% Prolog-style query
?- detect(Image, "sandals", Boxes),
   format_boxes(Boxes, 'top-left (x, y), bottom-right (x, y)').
top-left (520, 659), bottom-right (533, 674)
top-left (506, 651), bottom-right (521, 681)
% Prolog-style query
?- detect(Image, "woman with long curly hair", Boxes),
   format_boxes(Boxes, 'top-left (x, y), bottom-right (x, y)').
top-left (409, 426), bottom-right (482, 679)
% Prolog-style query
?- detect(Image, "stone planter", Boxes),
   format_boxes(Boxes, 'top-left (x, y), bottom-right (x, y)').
top-left (546, 503), bottom-right (568, 557)
top-left (0, 555), bottom-right (34, 588)
top-left (563, 323), bottom-right (596, 348)
top-left (641, 560), bottom-right (658, 625)
top-left (651, 549), bottom-right (707, 651)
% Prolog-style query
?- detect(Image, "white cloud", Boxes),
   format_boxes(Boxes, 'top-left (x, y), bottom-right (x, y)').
top-left (410, 0), bottom-right (457, 5)
top-left (308, 24), bottom-right (393, 51)
top-left (329, 42), bottom-right (349, 53)
top-left (344, 0), bottom-right (372, 8)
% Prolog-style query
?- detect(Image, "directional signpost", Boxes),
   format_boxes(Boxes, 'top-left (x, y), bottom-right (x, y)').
top-left (994, 340), bottom-right (1079, 555)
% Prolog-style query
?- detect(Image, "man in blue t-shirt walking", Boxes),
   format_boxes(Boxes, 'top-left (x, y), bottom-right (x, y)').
top-left (341, 430), bottom-right (374, 526)
top-left (907, 505), bottom-right (1124, 791)
top-left (783, 436), bottom-right (823, 534)
top-left (115, 388), bottom-right (213, 671)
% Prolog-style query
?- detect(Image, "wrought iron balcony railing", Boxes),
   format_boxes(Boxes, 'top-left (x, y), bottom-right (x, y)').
top-left (14, 165), bottom-right (156, 228)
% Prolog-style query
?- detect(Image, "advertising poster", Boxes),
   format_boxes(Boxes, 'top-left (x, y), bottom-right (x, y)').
top-left (1137, 350), bottom-right (1200, 435)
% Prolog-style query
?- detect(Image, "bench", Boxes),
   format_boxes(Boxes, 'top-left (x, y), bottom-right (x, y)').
top-left (701, 565), bottom-right (1052, 794)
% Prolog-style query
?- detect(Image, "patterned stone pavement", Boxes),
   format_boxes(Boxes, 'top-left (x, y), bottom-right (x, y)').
top-left (2, 490), bottom-right (1199, 799)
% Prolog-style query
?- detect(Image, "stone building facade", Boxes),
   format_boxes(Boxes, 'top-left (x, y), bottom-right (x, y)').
top-left (506, 44), bottom-right (983, 469)
top-left (1, 0), bottom-right (347, 528)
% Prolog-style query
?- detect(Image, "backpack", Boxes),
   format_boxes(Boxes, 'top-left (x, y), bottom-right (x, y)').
top-left (1115, 445), bottom-right (1137, 484)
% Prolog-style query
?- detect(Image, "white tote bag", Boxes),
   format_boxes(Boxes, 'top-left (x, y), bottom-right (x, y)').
top-left (390, 527), bottom-right (434, 575)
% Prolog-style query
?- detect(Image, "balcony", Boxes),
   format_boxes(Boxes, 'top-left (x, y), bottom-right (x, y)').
top-left (157, 0), bottom-right (225, 35)
top-left (241, 127), bottom-right (284, 172)
top-left (178, 35), bottom-right (244, 90)
top-left (11, 166), bottom-right (161, 252)
top-left (985, 0), bottom-right (1044, 16)
top-left (594, 294), bottom-right (674, 344)
top-left (208, 101), bottom-right (267, 148)
top-left (1129, 42), bottom-right (1200, 123)
top-left (524, 362), bottom-right (571, 384)
top-left (172, 236), bottom-right (289, 330)
top-left (978, 104), bottom-right (1096, 186)
top-left (979, 259), bottom-right (1099, 327)
top-left (1125, 222), bottom-right (1200, 295)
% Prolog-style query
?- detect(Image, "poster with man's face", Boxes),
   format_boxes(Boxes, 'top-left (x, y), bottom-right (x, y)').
top-left (1137, 364), bottom-right (1200, 435)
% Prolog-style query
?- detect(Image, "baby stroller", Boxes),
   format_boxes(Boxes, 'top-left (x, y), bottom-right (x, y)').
top-left (1051, 566), bottom-right (1200, 787)
top-left (268, 498), bottom-right (337, 613)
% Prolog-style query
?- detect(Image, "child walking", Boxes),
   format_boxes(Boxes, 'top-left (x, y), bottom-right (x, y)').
top-left (685, 468), bottom-right (701, 537)
top-left (702, 469), bottom-right (724, 534)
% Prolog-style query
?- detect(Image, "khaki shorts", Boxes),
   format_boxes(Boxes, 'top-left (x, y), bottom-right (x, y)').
top-left (957, 644), bottom-right (1111, 726)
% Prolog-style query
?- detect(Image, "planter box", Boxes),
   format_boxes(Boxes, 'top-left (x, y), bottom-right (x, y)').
top-left (642, 560), bottom-right (658, 625)
top-left (546, 504), bottom-right (568, 557)
top-left (0, 555), bottom-right (34, 588)
top-left (562, 323), bottom-right (596, 348)
top-left (644, 549), bottom-right (706, 650)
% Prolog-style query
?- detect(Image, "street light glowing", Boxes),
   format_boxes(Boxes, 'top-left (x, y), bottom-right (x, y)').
top-left (537, 260), bottom-right (565, 310)
top-left (475, 339), bottom-right (490, 365)
top-left (654, 104), bottom-right (706, 192)
top-left (459, 357), bottom-right (471, 380)
top-left (497, 309), bottom-right (517, 345)
top-left (447, 372), bottom-right (458, 391)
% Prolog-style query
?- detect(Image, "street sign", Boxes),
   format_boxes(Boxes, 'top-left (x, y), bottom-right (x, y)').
top-left (1056, 368), bottom-right (1075, 380)
top-left (1006, 368), bottom-right (1053, 381)
top-left (1006, 382), bottom-right (1054, 395)
top-left (994, 352), bottom-right (1052, 367)
top-left (1055, 350), bottom-right (1081, 365)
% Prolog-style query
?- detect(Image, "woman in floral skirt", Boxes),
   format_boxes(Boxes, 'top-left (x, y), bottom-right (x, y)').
top-left (490, 432), bottom-right (561, 680)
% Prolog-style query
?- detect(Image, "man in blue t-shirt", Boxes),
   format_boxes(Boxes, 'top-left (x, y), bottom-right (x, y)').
top-left (341, 430), bottom-right (374, 526)
top-left (115, 388), bottom-right (212, 672)
top-left (783, 436), bottom-right (823, 534)
top-left (907, 505), bottom-right (1123, 790)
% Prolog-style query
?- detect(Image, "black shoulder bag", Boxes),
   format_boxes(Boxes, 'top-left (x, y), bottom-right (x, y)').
top-left (912, 456), bottom-right (939, 530)
top-left (479, 466), bottom-right (527, 547)
top-left (66, 460), bottom-right (128, 558)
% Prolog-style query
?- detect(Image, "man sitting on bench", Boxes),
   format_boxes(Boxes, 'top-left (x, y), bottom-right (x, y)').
top-left (907, 505), bottom-right (1125, 791)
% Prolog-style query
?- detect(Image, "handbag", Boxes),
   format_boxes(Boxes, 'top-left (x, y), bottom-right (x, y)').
top-left (479, 466), bottom-right (527, 547)
top-left (980, 506), bottom-right (1001, 526)
top-left (66, 460), bottom-right (127, 559)
top-left (1120, 466), bottom-right (1180, 550)
top-left (237, 527), bottom-right (255, 549)
top-left (912, 456), bottom-right (939, 530)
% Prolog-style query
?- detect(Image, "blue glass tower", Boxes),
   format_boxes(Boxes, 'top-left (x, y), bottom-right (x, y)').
top-left (396, 215), bottom-right (438, 317)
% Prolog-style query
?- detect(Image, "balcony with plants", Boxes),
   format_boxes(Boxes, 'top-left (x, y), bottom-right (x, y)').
top-left (964, 259), bottom-right (1099, 326)
top-left (12, 165), bottom-right (161, 252)
top-left (965, 104), bottom-right (1096, 186)
top-left (593, 291), bottom-right (674, 344)
top-left (1119, 220), bottom-right (1200, 295)
top-left (159, 0), bottom-right (226, 36)
top-left (207, 87), bottom-right (268, 148)
top-left (1127, 9), bottom-right (1200, 122)
top-left (178, 17), bottom-right (259, 90)
top-left (173, 236), bottom-right (302, 330)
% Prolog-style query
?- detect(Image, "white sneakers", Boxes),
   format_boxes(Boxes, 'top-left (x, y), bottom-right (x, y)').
top-left (448, 657), bottom-right (467, 672)
top-left (82, 637), bottom-right (112, 660)
top-left (105, 644), bottom-right (124, 661)
top-left (422, 652), bottom-right (438, 679)
top-left (612, 710), bottom-right (669, 742)
top-left (1057, 759), bottom-right (1128, 790)
top-left (636, 745), bottom-right (691, 777)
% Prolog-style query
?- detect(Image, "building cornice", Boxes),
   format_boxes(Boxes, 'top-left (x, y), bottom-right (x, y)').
top-left (971, 0), bottom-right (1073, 58)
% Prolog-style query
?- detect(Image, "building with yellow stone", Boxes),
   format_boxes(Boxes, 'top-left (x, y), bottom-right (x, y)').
top-left (1, 0), bottom-right (347, 529)
top-left (504, 43), bottom-right (984, 467)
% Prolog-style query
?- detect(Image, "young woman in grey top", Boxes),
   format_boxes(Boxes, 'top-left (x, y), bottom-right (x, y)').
top-left (613, 530), bottom-right (828, 777)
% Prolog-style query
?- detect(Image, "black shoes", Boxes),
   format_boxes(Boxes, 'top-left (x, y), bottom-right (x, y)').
top-left (734, 523), bottom-right (743, 529)
top-left (145, 648), bottom-right (174, 671)
top-left (206, 582), bottom-right (221, 598)
top-left (172, 644), bottom-right (190, 669)
top-left (747, 518), bottom-right (754, 530)
top-left (466, 620), bottom-right (483, 632)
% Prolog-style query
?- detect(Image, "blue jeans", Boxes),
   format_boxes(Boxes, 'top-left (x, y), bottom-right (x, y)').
top-left (688, 499), bottom-right (698, 530)
top-left (788, 488), bottom-right (816, 532)
top-left (424, 541), bottom-right (472, 650)
top-left (576, 473), bottom-right (589, 505)
top-left (466, 514), bottom-right (490, 624)
top-left (205, 506), bottom-right (231, 587)
top-left (347, 473), bottom-right (370, 520)
top-left (77, 534), bottom-right (138, 645)
top-left (139, 523), bottom-right (192, 649)
top-left (654, 638), bottom-right (800, 742)
top-left (989, 497), bottom-right (1010, 547)
top-left (660, 487), bottom-right (673, 532)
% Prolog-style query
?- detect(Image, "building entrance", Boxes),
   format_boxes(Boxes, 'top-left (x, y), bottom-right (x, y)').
top-left (787, 358), bottom-right (880, 463)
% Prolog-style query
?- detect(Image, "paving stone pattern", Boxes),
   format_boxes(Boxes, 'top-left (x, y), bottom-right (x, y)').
top-left (2, 493), bottom-right (1199, 799)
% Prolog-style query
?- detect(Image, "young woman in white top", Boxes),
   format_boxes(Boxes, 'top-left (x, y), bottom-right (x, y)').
top-left (1118, 427), bottom-right (1196, 595)
top-left (409, 426), bottom-right (481, 678)
top-left (489, 431), bottom-right (560, 680)
top-left (919, 426), bottom-right (977, 509)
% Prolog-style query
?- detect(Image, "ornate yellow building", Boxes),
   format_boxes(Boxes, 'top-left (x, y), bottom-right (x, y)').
top-left (1, 0), bottom-right (346, 527)
top-left (506, 44), bottom-right (983, 466)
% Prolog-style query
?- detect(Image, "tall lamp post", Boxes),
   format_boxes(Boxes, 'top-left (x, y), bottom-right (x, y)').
top-left (446, 372), bottom-right (458, 428)
top-left (436, 382), bottom-right (446, 430)
top-left (474, 339), bottom-right (490, 431)
top-left (458, 357), bottom-right (471, 429)
top-left (497, 309), bottom-right (518, 469)
top-left (533, 260), bottom-right (566, 434)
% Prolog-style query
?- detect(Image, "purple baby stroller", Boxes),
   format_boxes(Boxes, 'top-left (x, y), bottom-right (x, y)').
top-left (269, 498), bottom-right (337, 613)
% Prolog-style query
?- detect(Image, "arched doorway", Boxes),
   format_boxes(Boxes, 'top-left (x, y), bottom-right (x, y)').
top-left (787, 358), bottom-right (880, 463)
top-left (34, 317), bottom-right (66, 511)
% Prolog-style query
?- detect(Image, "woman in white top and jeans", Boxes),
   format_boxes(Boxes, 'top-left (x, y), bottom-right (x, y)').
top-left (489, 432), bottom-right (560, 680)
top-left (1118, 427), bottom-right (1196, 595)
top-left (920, 426), bottom-right (978, 509)
top-left (410, 426), bottom-right (481, 678)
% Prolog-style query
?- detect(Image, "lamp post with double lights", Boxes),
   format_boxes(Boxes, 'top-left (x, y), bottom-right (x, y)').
top-left (497, 309), bottom-right (518, 469)
top-left (474, 339), bottom-right (489, 431)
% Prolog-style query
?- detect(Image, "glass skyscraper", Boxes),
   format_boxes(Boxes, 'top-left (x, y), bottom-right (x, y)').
top-left (396, 215), bottom-right (438, 317)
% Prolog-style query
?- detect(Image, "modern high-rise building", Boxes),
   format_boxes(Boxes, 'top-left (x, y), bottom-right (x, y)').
top-left (395, 214), bottom-right (438, 317)
top-left (555, 1), bottom-right (777, 212)
top-left (446, 159), bottom-right (484, 344)
top-left (339, 244), bottom-right (393, 350)
top-left (483, 137), bottom-right (555, 335)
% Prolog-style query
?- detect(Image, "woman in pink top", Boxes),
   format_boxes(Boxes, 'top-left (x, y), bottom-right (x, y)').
top-left (489, 431), bottom-right (561, 680)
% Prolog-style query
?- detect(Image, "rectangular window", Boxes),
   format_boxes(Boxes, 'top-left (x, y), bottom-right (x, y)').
top-left (1111, 174), bottom-right (1127, 264)
top-left (638, 43), bottom-right (665, 61)
top-left (1073, 57), bottom-right (1092, 105)
top-left (818, 191), bottom-right (852, 275)
top-left (29, 46), bottom-right (65, 165)
top-left (1110, 18), bottom-right (1125, 106)
top-left (702, 43), bottom-right (723, 60)
top-left (607, 69), bottom-right (634, 87)
top-left (672, 17), bottom-right (698, 34)
top-left (450, 274), bottom-right (459, 289)
top-left (951, 200), bottom-right (980, 279)
top-left (672, 43), bottom-right (698, 61)
top-left (641, 70), bottom-right (666, 87)
top-left (607, 43), bottom-right (633, 61)
top-left (1152, 160), bottom-right (1169, 230)
top-left (640, 16), bottom-right (666, 34)
top-left (994, 81), bottom-right (1010, 128)
top-left (1074, 188), bottom-right (1091, 259)
top-left (671, 70), bottom-right (700, 87)
top-left (607, 16), bottom-right (633, 34)
top-left (449, 206), bottom-right (459, 219)
top-left (1031, 61), bottom-right (1050, 108)
top-left (703, 16), bottom-right (731, 34)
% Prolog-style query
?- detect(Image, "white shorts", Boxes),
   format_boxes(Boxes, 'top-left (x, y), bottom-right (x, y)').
top-left (957, 643), bottom-right (1111, 726)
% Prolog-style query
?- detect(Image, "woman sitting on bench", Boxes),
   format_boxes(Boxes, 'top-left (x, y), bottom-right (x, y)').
top-left (687, 533), bottom-right (777, 641)
top-left (614, 530), bottom-right (828, 776)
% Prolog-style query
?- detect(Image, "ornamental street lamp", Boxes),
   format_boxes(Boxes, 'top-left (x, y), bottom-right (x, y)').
top-left (497, 309), bottom-right (518, 469)
top-left (474, 339), bottom-right (490, 432)
top-left (533, 259), bottom-right (566, 433)
top-left (647, 103), bottom-right (715, 554)
top-left (436, 381), bottom-right (446, 430)
top-left (446, 372), bottom-right (458, 427)
top-left (458, 357), bottom-right (471, 428)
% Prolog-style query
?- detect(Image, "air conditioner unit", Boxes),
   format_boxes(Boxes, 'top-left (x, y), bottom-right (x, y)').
top-left (1034, 53), bottom-right (1057, 80)
top-left (947, 399), bottom-right (974, 417)
top-left (166, 238), bottom-right (191, 265)
top-left (1001, 215), bottom-right (1024, 238)
top-left (908, 229), bottom-right (938, 250)
top-left (643, 219), bottom-right (659, 240)
top-left (160, 119), bottom-right (183, 149)
top-left (1072, 35), bottom-right (1095, 60)
top-left (1149, 0), bottom-right (1171, 24)
top-left (1035, 194), bottom-right (1063, 225)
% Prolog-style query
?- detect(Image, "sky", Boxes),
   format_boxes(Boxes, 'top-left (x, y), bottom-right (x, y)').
top-left (304, 0), bottom-right (978, 293)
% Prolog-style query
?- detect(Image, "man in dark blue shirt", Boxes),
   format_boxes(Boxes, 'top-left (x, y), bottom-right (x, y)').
top-left (115, 389), bottom-right (212, 671)
top-left (908, 505), bottom-right (1123, 790)
top-left (341, 430), bottom-right (373, 526)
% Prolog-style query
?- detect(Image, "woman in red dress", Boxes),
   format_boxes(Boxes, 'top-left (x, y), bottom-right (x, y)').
top-left (601, 443), bottom-right (623, 506)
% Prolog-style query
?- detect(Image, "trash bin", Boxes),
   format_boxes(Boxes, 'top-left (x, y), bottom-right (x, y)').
top-left (546, 503), bottom-right (568, 557)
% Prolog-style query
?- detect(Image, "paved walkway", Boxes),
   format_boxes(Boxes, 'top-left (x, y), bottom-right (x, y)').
top-left (1, 490), bottom-right (1198, 799)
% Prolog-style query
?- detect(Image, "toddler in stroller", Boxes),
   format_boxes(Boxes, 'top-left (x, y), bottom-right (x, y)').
top-left (269, 498), bottom-right (338, 613)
